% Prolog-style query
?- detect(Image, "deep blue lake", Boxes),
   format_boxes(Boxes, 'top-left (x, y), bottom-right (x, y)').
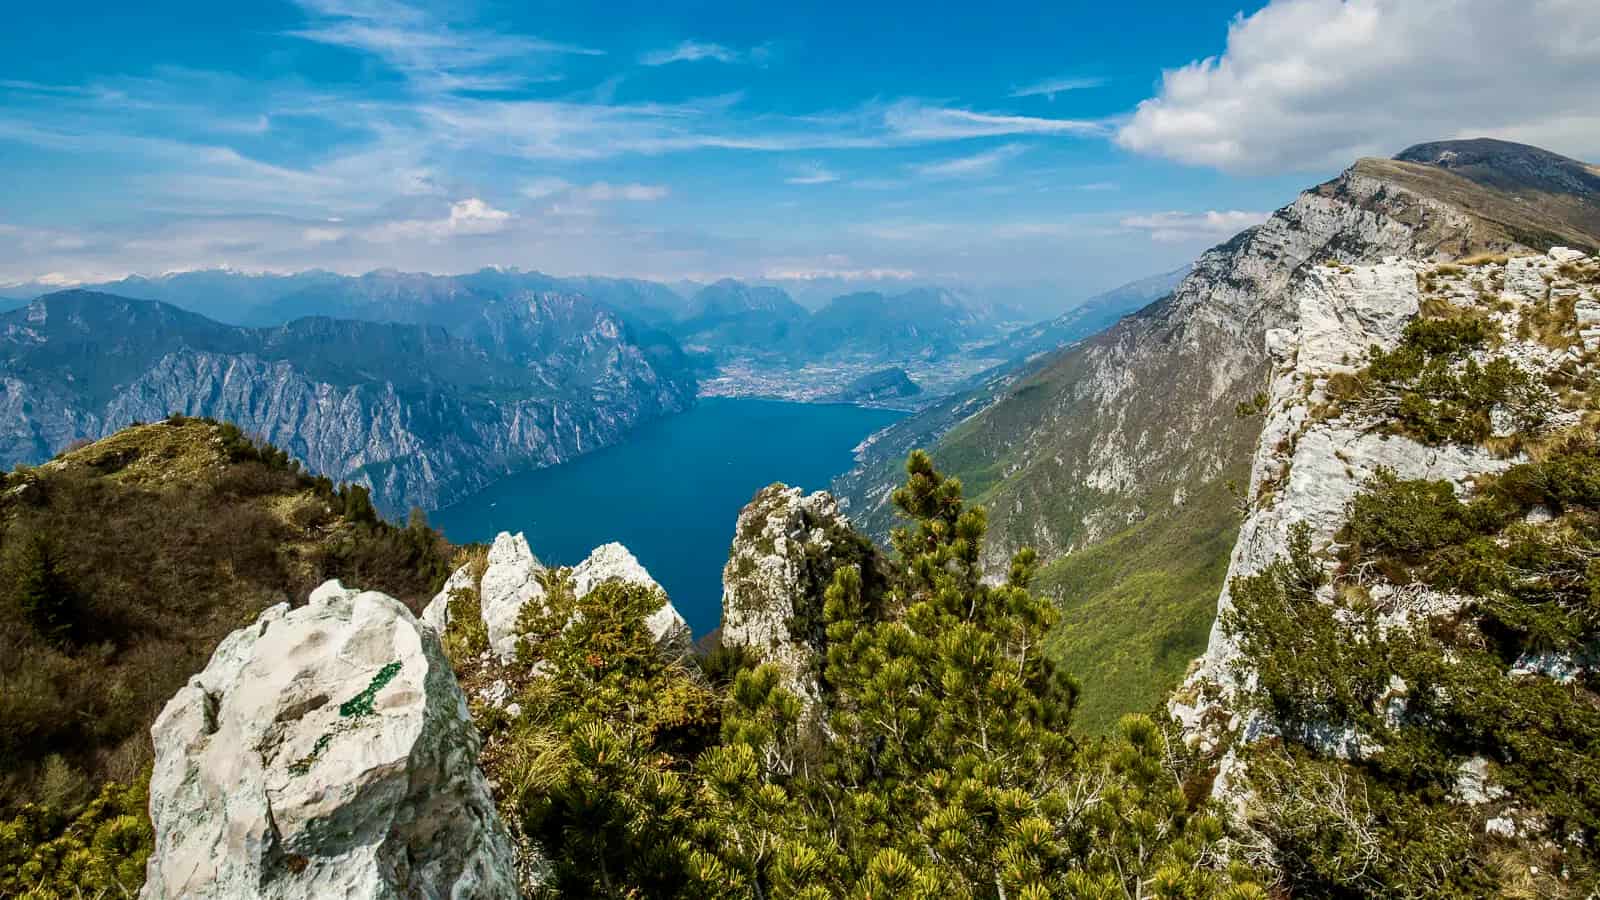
top-left (432, 398), bottom-right (906, 636)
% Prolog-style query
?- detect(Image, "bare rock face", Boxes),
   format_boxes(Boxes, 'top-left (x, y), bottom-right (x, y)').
top-left (422, 533), bottom-right (689, 659)
top-left (720, 484), bottom-right (872, 705)
top-left (141, 580), bottom-right (521, 899)
top-left (421, 564), bottom-right (478, 635)
top-left (478, 533), bottom-right (548, 659)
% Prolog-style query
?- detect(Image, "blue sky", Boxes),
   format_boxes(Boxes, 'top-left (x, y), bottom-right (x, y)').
top-left (2, 0), bottom-right (1598, 307)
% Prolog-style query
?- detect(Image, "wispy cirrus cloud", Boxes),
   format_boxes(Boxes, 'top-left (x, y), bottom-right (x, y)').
top-left (1008, 75), bottom-right (1107, 100)
top-left (523, 178), bottom-right (670, 201)
top-left (784, 163), bottom-right (839, 185)
top-left (0, 0), bottom-right (1133, 286)
top-left (912, 143), bottom-right (1027, 179)
top-left (287, 0), bottom-right (601, 92)
top-left (639, 40), bottom-right (772, 66)
top-left (883, 101), bottom-right (1108, 140)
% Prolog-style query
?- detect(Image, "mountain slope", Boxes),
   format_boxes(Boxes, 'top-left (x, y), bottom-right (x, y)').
top-left (837, 138), bottom-right (1600, 732)
top-left (671, 279), bottom-right (811, 350)
top-left (0, 417), bottom-right (457, 819)
top-left (832, 265), bottom-right (1204, 539)
top-left (799, 288), bottom-right (998, 360)
top-left (974, 265), bottom-right (1191, 362)
top-left (0, 291), bottom-right (696, 513)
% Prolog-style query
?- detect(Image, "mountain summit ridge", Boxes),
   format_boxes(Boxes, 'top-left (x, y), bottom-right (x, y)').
top-left (836, 137), bottom-right (1600, 731)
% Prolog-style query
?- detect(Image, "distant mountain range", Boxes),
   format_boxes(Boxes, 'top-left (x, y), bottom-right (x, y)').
top-left (3, 268), bottom-right (693, 330)
top-left (0, 290), bottom-right (695, 514)
top-left (0, 256), bottom-right (1189, 515)
top-left (671, 280), bottom-right (1024, 366)
top-left (4, 266), bottom-right (1101, 405)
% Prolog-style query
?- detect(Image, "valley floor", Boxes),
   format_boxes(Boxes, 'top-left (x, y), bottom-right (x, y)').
top-left (695, 349), bottom-right (1010, 408)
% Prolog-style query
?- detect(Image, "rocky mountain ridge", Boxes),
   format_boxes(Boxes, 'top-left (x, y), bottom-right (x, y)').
top-left (1171, 247), bottom-right (1600, 895)
top-left (0, 290), bottom-right (695, 514)
top-left (1177, 246), bottom-right (1598, 757)
top-left (835, 138), bottom-right (1600, 732)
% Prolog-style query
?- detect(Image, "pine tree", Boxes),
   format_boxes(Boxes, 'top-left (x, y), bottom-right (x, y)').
top-left (4, 530), bottom-right (79, 645)
top-left (341, 484), bottom-right (377, 525)
top-left (487, 452), bottom-right (1263, 898)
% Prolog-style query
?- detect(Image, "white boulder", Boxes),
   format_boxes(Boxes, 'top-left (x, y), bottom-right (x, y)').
top-left (479, 532), bottom-right (547, 659)
top-left (573, 542), bottom-right (692, 655)
top-left (140, 580), bottom-right (522, 899)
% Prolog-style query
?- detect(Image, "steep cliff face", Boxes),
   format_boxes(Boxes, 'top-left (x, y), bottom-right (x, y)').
top-left (835, 139), bottom-right (1600, 732)
top-left (0, 291), bottom-right (696, 514)
top-left (1168, 247), bottom-right (1600, 895)
top-left (1175, 248), bottom-right (1600, 758)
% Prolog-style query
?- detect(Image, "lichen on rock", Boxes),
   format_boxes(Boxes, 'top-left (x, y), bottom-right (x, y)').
top-left (140, 579), bottom-right (524, 899)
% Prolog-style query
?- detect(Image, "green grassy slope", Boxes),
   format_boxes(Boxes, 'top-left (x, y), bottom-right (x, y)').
top-left (1037, 477), bottom-right (1243, 734)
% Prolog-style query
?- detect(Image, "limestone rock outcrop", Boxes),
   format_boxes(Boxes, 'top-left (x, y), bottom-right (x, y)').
top-left (720, 484), bottom-right (873, 704)
top-left (141, 580), bottom-right (521, 899)
top-left (573, 542), bottom-right (694, 655)
top-left (421, 563), bottom-right (477, 635)
top-left (479, 533), bottom-right (548, 659)
top-left (421, 532), bottom-right (690, 659)
top-left (1173, 248), bottom-right (1600, 791)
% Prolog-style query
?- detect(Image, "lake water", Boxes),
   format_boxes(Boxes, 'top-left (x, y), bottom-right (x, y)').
top-left (431, 398), bottom-right (906, 636)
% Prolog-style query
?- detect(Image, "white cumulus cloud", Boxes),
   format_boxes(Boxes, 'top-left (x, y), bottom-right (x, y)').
top-left (1117, 0), bottom-right (1600, 173)
top-left (1120, 210), bottom-right (1266, 243)
top-left (367, 198), bottom-right (512, 242)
